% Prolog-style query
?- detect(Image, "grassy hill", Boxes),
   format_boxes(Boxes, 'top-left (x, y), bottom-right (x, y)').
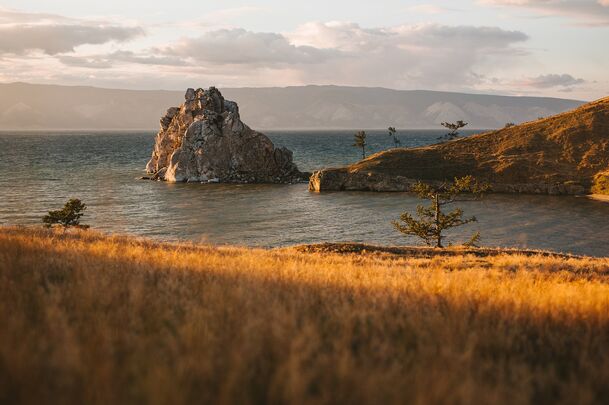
top-left (2, 227), bottom-right (609, 404)
top-left (310, 97), bottom-right (609, 195)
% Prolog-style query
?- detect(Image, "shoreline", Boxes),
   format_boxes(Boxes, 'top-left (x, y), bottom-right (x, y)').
top-left (1, 226), bottom-right (599, 259)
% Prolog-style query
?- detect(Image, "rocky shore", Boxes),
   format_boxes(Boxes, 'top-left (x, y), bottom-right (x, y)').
top-left (308, 169), bottom-right (587, 195)
top-left (146, 87), bottom-right (306, 184)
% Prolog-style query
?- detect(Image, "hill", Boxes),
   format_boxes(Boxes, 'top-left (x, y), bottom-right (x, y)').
top-left (0, 82), bottom-right (583, 130)
top-left (310, 97), bottom-right (609, 195)
top-left (1, 227), bottom-right (609, 404)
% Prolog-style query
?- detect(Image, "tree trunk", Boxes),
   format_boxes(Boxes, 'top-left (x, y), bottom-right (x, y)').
top-left (434, 194), bottom-right (443, 248)
top-left (362, 147), bottom-right (366, 159)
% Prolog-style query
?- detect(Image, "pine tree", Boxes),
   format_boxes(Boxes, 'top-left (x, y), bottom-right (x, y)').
top-left (42, 199), bottom-right (89, 229)
top-left (353, 130), bottom-right (367, 159)
top-left (438, 120), bottom-right (468, 141)
top-left (393, 176), bottom-right (488, 248)
top-left (388, 126), bottom-right (401, 148)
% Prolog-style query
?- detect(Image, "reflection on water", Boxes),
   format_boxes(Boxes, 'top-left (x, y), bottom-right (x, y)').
top-left (1, 131), bottom-right (608, 256)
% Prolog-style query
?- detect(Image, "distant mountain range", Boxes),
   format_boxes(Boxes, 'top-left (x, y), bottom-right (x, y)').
top-left (0, 82), bottom-right (585, 130)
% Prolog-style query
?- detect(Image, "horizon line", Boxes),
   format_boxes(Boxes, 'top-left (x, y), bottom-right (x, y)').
top-left (0, 81), bottom-right (588, 103)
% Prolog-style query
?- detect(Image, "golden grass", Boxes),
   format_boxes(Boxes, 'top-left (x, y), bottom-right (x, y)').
top-left (2, 226), bottom-right (609, 405)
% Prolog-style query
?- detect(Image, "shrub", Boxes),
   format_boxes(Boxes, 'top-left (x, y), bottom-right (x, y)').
top-left (42, 199), bottom-right (89, 229)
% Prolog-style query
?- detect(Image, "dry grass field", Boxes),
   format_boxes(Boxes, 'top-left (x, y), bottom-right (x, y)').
top-left (1, 227), bottom-right (609, 405)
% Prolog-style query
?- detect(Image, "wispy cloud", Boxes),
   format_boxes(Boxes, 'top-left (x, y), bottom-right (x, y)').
top-left (520, 73), bottom-right (585, 88)
top-left (480, 0), bottom-right (609, 26)
top-left (58, 51), bottom-right (186, 69)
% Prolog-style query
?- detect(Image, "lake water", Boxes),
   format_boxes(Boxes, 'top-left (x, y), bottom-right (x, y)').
top-left (1, 130), bottom-right (608, 256)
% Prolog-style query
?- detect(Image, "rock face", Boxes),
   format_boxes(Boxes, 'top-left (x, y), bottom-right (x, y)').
top-left (146, 87), bottom-right (304, 183)
top-left (310, 96), bottom-right (609, 195)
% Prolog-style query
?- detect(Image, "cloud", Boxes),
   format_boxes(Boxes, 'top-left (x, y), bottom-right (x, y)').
top-left (58, 55), bottom-right (114, 69)
top-left (283, 22), bottom-right (528, 88)
top-left (0, 25), bottom-right (144, 55)
top-left (0, 8), bottom-right (143, 55)
top-left (47, 21), bottom-right (529, 92)
top-left (7, 7), bottom-right (591, 97)
top-left (162, 29), bottom-right (341, 65)
top-left (108, 51), bottom-right (186, 66)
top-left (480, 0), bottom-right (609, 25)
top-left (0, 7), bottom-right (72, 24)
top-left (58, 51), bottom-right (186, 69)
top-left (31, 19), bottom-right (529, 94)
top-left (288, 22), bottom-right (527, 51)
top-left (522, 73), bottom-right (585, 88)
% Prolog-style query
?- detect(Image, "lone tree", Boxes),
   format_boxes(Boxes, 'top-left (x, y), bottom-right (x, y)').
top-left (393, 176), bottom-right (488, 248)
top-left (43, 199), bottom-right (89, 229)
top-left (353, 130), bottom-right (367, 159)
top-left (438, 120), bottom-right (468, 141)
top-left (388, 126), bottom-right (401, 148)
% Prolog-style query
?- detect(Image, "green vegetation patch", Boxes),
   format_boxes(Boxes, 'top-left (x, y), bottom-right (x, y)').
top-left (592, 170), bottom-right (609, 195)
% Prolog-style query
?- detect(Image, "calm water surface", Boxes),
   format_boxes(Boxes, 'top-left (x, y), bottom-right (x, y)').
top-left (1, 130), bottom-right (608, 256)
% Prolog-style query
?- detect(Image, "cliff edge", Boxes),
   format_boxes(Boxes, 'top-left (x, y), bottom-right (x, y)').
top-left (310, 97), bottom-right (609, 195)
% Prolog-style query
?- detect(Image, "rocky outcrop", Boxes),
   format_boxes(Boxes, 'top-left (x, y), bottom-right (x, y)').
top-left (308, 170), bottom-right (587, 195)
top-left (310, 96), bottom-right (609, 195)
top-left (146, 87), bottom-right (305, 183)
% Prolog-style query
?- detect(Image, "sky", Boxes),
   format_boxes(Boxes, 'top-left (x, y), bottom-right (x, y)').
top-left (0, 0), bottom-right (607, 100)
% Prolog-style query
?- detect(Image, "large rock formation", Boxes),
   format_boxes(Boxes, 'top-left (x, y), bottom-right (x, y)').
top-left (310, 96), bottom-right (609, 195)
top-left (146, 87), bottom-right (305, 183)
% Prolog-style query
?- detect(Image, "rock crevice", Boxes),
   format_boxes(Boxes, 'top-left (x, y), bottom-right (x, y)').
top-left (146, 87), bottom-right (304, 183)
